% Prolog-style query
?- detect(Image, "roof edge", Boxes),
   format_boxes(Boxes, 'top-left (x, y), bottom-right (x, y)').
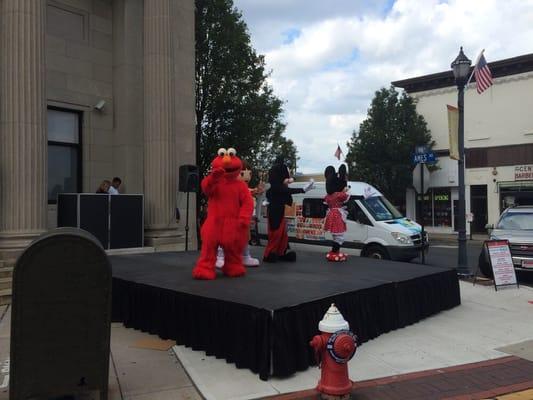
top-left (392, 53), bottom-right (533, 93)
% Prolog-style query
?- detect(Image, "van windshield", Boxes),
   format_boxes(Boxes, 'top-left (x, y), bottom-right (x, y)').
top-left (361, 196), bottom-right (403, 221)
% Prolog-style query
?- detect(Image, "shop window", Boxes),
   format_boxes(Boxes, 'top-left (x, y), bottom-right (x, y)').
top-left (417, 192), bottom-right (433, 226)
top-left (417, 188), bottom-right (452, 227)
top-left (48, 107), bottom-right (82, 203)
top-left (433, 188), bottom-right (452, 227)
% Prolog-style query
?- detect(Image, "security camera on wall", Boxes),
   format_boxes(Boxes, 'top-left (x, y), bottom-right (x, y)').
top-left (94, 100), bottom-right (106, 111)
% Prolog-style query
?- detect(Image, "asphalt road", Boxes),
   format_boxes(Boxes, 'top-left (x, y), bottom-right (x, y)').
top-left (415, 240), bottom-right (533, 285)
top-left (412, 240), bottom-right (482, 270)
top-left (285, 239), bottom-right (533, 285)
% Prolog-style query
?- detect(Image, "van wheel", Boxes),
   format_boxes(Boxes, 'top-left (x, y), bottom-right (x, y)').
top-left (363, 245), bottom-right (389, 260)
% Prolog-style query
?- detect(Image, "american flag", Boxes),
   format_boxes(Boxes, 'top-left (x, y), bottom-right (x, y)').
top-left (334, 144), bottom-right (343, 160)
top-left (474, 53), bottom-right (493, 94)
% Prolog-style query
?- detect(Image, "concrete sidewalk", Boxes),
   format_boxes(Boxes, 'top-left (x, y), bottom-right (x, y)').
top-left (0, 305), bottom-right (202, 400)
top-left (170, 281), bottom-right (533, 400)
top-left (1, 281), bottom-right (533, 400)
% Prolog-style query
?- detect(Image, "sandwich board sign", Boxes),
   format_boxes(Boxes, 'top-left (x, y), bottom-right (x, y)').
top-left (485, 240), bottom-right (518, 290)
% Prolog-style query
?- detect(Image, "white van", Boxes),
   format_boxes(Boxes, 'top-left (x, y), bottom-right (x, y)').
top-left (257, 181), bottom-right (427, 262)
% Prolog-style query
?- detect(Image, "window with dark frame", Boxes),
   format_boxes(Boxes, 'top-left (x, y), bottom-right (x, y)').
top-left (47, 107), bottom-right (82, 204)
top-left (302, 198), bottom-right (327, 218)
top-left (347, 198), bottom-right (372, 226)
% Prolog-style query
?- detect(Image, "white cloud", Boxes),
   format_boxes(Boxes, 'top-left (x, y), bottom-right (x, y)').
top-left (234, 0), bottom-right (533, 173)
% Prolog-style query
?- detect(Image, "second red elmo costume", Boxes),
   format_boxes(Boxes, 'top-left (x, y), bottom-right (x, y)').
top-left (192, 147), bottom-right (254, 280)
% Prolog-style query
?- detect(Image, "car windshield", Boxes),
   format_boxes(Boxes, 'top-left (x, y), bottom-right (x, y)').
top-left (497, 212), bottom-right (533, 230)
top-left (360, 196), bottom-right (403, 221)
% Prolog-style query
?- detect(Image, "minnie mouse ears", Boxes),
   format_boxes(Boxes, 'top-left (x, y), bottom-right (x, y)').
top-left (324, 165), bottom-right (336, 180)
top-left (325, 164), bottom-right (348, 195)
top-left (338, 164), bottom-right (347, 180)
top-left (324, 164), bottom-right (347, 178)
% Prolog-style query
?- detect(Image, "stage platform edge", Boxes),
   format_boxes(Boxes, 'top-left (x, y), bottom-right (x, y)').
top-left (111, 251), bottom-right (460, 380)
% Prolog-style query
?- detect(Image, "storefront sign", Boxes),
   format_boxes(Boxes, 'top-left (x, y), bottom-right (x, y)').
top-left (514, 165), bottom-right (533, 181)
top-left (486, 240), bottom-right (518, 290)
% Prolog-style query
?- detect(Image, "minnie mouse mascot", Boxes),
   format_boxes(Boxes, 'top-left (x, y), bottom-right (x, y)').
top-left (324, 164), bottom-right (350, 262)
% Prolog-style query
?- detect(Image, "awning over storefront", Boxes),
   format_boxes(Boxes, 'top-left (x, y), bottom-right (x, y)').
top-left (498, 181), bottom-right (533, 190)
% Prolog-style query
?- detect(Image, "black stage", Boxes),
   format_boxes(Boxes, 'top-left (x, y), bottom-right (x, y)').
top-left (111, 251), bottom-right (460, 380)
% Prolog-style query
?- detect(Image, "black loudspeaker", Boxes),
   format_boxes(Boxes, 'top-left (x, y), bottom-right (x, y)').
top-left (179, 165), bottom-right (199, 192)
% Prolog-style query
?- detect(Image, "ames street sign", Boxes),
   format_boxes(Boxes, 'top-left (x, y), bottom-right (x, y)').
top-left (412, 145), bottom-right (436, 165)
top-left (412, 152), bottom-right (436, 164)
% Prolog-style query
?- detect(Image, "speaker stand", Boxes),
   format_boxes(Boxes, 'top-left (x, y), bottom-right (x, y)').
top-left (185, 191), bottom-right (190, 251)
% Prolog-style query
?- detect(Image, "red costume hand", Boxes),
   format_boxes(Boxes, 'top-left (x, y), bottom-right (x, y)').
top-left (211, 167), bottom-right (225, 180)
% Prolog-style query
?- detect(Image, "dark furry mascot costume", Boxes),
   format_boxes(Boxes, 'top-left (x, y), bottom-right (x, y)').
top-left (192, 147), bottom-right (253, 280)
top-left (324, 164), bottom-right (350, 261)
top-left (263, 156), bottom-right (314, 263)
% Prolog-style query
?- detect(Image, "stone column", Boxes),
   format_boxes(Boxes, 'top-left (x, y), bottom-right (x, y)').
top-left (113, 0), bottom-right (144, 194)
top-left (0, 0), bottom-right (47, 259)
top-left (143, 0), bottom-right (179, 246)
top-left (172, 0), bottom-right (197, 249)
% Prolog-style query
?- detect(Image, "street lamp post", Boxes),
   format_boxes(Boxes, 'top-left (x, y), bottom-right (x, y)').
top-left (451, 47), bottom-right (472, 276)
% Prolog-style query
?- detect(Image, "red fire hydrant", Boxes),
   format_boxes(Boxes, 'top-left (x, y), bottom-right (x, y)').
top-left (310, 303), bottom-right (357, 398)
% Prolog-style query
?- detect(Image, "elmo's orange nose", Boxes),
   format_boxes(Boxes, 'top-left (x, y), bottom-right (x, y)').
top-left (222, 155), bottom-right (231, 166)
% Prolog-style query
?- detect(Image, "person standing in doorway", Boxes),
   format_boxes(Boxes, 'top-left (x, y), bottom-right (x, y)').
top-left (108, 177), bottom-right (122, 195)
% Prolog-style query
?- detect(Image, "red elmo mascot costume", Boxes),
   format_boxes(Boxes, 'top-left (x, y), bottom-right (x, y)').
top-left (192, 147), bottom-right (254, 280)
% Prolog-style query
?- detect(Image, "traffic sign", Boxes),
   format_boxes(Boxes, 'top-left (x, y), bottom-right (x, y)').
top-left (412, 163), bottom-right (430, 194)
top-left (412, 151), bottom-right (436, 164)
top-left (415, 145), bottom-right (428, 155)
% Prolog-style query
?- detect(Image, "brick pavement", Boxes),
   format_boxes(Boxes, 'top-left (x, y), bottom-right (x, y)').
top-left (268, 356), bottom-right (533, 400)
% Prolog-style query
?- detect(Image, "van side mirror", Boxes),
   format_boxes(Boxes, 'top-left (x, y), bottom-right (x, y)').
top-left (485, 223), bottom-right (494, 231)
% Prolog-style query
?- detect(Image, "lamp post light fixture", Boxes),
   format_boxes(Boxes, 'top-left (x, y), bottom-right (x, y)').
top-left (451, 47), bottom-right (472, 276)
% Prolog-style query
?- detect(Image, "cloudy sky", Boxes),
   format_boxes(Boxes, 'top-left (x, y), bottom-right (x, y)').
top-left (232, 0), bottom-right (533, 173)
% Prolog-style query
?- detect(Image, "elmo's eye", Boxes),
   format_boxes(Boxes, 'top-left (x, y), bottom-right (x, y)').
top-left (217, 148), bottom-right (227, 156)
top-left (227, 147), bottom-right (237, 156)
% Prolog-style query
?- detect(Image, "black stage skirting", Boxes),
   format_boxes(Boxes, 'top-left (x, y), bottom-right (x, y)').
top-left (111, 251), bottom-right (460, 380)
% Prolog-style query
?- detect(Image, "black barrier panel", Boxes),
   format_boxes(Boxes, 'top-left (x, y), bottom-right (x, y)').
top-left (10, 227), bottom-right (112, 400)
top-left (80, 194), bottom-right (109, 248)
top-left (57, 194), bottom-right (78, 227)
top-left (110, 195), bottom-right (144, 249)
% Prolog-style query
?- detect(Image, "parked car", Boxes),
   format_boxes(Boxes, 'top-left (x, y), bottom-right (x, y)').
top-left (478, 206), bottom-right (533, 278)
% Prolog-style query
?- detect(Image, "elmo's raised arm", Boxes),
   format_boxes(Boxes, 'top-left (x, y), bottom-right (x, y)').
top-left (201, 167), bottom-right (224, 197)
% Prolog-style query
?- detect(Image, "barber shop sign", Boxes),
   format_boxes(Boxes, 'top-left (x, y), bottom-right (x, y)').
top-left (515, 165), bottom-right (533, 181)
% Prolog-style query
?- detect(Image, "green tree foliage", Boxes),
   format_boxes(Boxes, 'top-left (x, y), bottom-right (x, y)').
top-left (195, 0), bottom-right (297, 179)
top-left (345, 86), bottom-right (434, 205)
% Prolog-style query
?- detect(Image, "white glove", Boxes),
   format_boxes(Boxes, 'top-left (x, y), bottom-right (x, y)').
top-left (303, 179), bottom-right (315, 192)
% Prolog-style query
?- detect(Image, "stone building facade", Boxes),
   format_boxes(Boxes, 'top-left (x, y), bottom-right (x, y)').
top-left (0, 0), bottom-right (196, 260)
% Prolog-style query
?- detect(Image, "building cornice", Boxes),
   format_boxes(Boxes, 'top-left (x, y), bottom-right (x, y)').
top-left (408, 71), bottom-right (533, 99)
top-left (392, 53), bottom-right (533, 93)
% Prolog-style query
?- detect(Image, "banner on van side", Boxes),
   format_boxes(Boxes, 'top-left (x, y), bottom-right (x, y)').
top-left (286, 204), bottom-right (327, 241)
